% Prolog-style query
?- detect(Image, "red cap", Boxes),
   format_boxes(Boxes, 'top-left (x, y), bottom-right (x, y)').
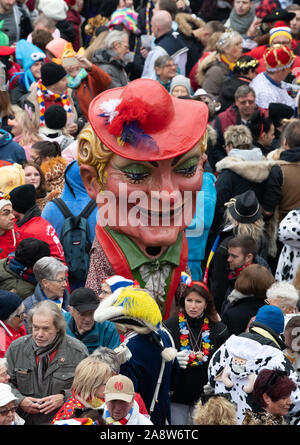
top-left (88, 78), bottom-right (209, 161)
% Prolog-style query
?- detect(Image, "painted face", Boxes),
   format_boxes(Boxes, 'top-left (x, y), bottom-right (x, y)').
top-left (184, 291), bottom-right (207, 318)
top-left (99, 144), bottom-right (205, 255)
top-left (24, 165), bottom-right (41, 189)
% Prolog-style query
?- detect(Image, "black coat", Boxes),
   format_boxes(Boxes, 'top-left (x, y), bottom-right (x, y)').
top-left (221, 290), bottom-right (266, 336)
top-left (163, 313), bottom-right (229, 406)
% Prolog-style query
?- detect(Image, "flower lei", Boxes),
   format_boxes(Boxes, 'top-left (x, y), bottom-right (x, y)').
top-left (179, 312), bottom-right (210, 366)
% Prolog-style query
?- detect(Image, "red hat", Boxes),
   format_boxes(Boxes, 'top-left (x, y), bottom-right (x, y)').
top-left (0, 46), bottom-right (15, 56)
top-left (264, 44), bottom-right (294, 72)
top-left (88, 79), bottom-right (209, 161)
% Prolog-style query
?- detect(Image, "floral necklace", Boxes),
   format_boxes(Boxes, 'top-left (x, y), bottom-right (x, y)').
top-left (179, 311), bottom-right (210, 366)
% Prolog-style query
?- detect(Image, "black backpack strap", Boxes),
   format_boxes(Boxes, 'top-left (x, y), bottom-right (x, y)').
top-left (52, 198), bottom-right (73, 218)
top-left (79, 199), bottom-right (97, 219)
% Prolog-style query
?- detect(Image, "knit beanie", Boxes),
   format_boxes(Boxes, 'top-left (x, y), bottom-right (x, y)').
top-left (255, 305), bottom-right (285, 334)
top-left (103, 275), bottom-right (135, 293)
top-left (0, 290), bottom-right (22, 320)
top-left (41, 62), bottom-right (67, 87)
top-left (38, 0), bottom-right (68, 21)
top-left (170, 74), bottom-right (191, 95)
top-left (44, 104), bottom-right (67, 129)
top-left (269, 26), bottom-right (292, 45)
top-left (15, 238), bottom-right (51, 268)
top-left (0, 20), bottom-right (9, 47)
top-left (9, 184), bottom-right (36, 214)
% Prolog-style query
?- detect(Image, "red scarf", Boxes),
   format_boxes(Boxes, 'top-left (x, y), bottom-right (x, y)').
top-left (228, 263), bottom-right (250, 280)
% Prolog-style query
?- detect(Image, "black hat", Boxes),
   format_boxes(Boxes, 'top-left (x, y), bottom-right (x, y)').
top-left (41, 62), bottom-right (67, 87)
top-left (69, 288), bottom-right (99, 312)
top-left (44, 104), bottom-right (67, 130)
top-left (15, 238), bottom-right (51, 268)
top-left (262, 8), bottom-right (295, 23)
top-left (268, 102), bottom-right (294, 128)
top-left (225, 190), bottom-right (262, 224)
top-left (9, 184), bottom-right (36, 214)
top-left (0, 290), bottom-right (22, 320)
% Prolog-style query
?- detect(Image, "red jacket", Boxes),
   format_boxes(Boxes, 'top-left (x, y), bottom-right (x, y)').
top-left (0, 321), bottom-right (27, 358)
top-left (16, 216), bottom-right (65, 263)
top-left (0, 226), bottom-right (17, 259)
top-left (74, 64), bottom-right (112, 120)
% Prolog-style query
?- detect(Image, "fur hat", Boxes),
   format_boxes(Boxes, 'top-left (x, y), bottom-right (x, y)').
top-left (264, 44), bottom-right (294, 72)
top-left (88, 78), bottom-right (208, 162)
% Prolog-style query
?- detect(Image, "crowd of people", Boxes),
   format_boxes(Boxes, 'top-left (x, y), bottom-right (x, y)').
top-left (1, 0), bottom-right (300, 429)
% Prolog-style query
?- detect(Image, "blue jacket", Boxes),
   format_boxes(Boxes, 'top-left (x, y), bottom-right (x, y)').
top-left (64, 311), bottom-right (121, 354)
top-left (0, 129), bottom-right (26, 164)
top-left (42, 160), bottom-right (97, 241)
top-left (186, 172), bottom-right (216, 280)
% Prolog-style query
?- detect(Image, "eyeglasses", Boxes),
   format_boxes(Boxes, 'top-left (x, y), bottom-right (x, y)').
top-left (15, 311), bottom-right (26, 319)
top-left (0, 403), bottom-right (16, 416)
top-left (47, 278), bottom-right (68, 284)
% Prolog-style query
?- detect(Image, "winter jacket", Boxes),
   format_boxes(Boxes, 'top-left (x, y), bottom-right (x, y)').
top-left (5, 333), bottom-right (88, 425)
top-left (42, 160), bottom-right (97, 242)
top-left (0, 257), bottom-right (35, 299)
top-left (102, 400), bottom-right (153, 425)
top-left (0, 129), bottom-right (26, 164)
top-left (15, 205), bottom-right (65, 264)
top-left (262, 147), bottom-right (300, 221)
top-left (70, 64), bottom-right (111, 120)
top-left (10, 77), bottom-right (28, 106)
top-left (275, 208), bottom-right (300, 282)
top-left (120, 329), bottom-right (178, 426)
top-left (221, 289), bottom-right (266, 336)
top-left (163, 314), bottom-right (229, 406)
top-left (92, 49), bottom-right (129, 89)
top-left (201, 59), bottom-right (231, 101)
top-left (64, 311), bottom-right (120, 354)
top-left (186, 171), bottom-right (216, 280)
top-left (0, 226), bottom-right (17, 260)
top-left (0, 320), bottom-right (26, 358)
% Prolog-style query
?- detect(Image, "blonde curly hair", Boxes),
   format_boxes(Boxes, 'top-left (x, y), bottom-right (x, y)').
top-left (193, 396), bottom-right (237, 425)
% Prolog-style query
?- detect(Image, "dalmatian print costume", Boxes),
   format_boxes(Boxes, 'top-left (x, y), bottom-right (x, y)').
top-left (208, 335), bottom-right (300, 424)
top-left (276, 209), bottom-right (300, 282)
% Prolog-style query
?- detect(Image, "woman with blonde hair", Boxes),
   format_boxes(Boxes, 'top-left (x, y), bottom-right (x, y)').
top-left (195, 30), bottom-right (243, 100)
top-left (51, 357), bottom-right (112, 423)
top-left (193, 395), bottom-right (237, 425)
top-left (8, 105), bottom-right (42, 160)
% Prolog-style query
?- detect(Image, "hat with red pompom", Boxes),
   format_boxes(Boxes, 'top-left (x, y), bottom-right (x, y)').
top-left (88, 78), bottom-right (209, 161)
top-left (264, 44), bottom-right (295, 72)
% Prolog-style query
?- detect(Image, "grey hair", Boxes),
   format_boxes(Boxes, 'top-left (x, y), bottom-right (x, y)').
top-left (216, 30), bottom-right (242, 53)
top-left (27, 300), bottom-right (66, 335)
top-left (154, 55), bottom-right (174, 68)
top-left (33, 13), bottom-right (56, 30)
top-left (102, 30), bottom-right (127, 50)
top-left (266, 282), bottom-right (299, 306)
top-left (234, 84), bottom-right (255, 100)
top-left (91, 347), bottom-right (121, 374)
top-left (33, 257), bottom-right (68, 283)
top-left (224, 124), bottom-right (253, 150)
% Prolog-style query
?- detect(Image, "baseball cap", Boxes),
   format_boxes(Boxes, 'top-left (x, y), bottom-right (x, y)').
top-left (104, 375), bottom-right (134, 403)
top-left (69, 288), bottom-right (99, 312)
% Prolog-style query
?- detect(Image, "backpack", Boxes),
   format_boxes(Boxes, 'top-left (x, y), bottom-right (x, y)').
top-left (52, 198), bottom-right (97, 284)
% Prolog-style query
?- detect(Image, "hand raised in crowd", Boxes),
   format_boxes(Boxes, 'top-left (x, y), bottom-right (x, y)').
top-left (246, 17), bottom-right (262, 38)
top-left (75, 54), bottom-right (93, 72)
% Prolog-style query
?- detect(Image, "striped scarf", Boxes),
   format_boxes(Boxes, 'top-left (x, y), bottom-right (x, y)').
top-left (36, 79), bottom-right (72, 127)
top-left (103, 407), bottom-right (133, 425)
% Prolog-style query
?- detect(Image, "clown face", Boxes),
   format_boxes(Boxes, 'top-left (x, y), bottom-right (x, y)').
top-left (97, 144), bottom-right (206, 256)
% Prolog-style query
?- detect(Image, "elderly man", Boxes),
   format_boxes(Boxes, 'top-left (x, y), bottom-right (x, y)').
top-left (141, 10), bottom-right (188, 79)
top-left (102, 374), bottom-right (153, 425)
top-left (5, 300), bottom-right (88, 425)
top-left (65, 287), bottom-right (121, 353)
top-left (78, 77), bottom-right (209, 319)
